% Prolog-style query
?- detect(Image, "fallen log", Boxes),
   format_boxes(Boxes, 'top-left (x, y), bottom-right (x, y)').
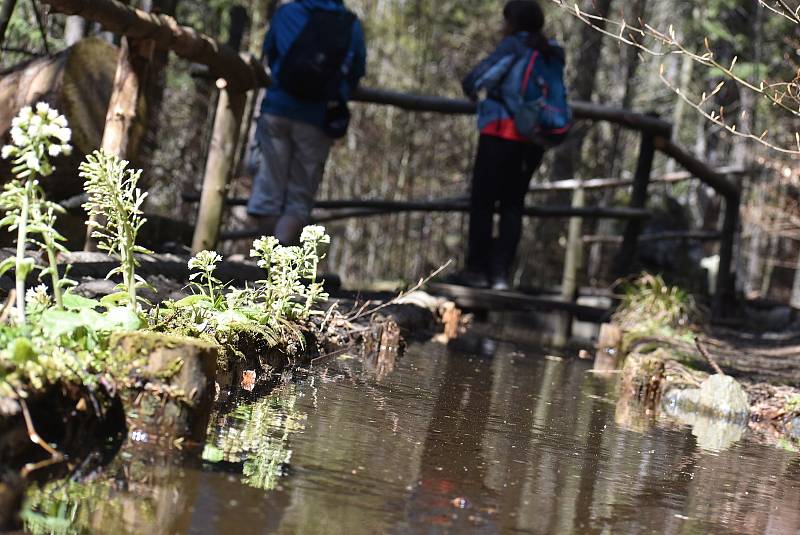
top-left (41, 0), bottom-right (269, 92)
top-left (0, 37), bottom-right (132, 200)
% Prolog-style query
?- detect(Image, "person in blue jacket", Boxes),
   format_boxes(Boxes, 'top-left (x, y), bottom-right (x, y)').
top-left (247, 0), bottom-right (367, 245)
top-left (457, 0), bottom-right (562, 290)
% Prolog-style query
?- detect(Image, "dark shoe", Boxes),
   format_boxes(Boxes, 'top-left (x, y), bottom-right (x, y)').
top-left (445, 270), bottom-right (489, 288)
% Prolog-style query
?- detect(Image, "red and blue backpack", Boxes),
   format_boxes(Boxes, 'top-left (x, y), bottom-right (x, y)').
top-left (502, 45), bottom-right (572, 147)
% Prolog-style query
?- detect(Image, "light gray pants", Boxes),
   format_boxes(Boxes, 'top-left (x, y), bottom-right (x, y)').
top-left (247, 114), bottom-right (333, 222)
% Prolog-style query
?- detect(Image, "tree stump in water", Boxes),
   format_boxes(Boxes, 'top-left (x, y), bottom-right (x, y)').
top-left (0, 37), bottom-right (144, 200)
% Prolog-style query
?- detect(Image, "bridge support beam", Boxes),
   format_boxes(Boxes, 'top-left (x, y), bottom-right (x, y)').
top-left (554, 186), bottom-right (586, 348)
top-left (615, 129), bottom-right (657, 276)
top-left (192, 82), bottom-right (246, 253)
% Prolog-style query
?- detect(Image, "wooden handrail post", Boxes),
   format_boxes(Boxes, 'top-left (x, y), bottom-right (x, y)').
top-left (85, 36), bottom-right (152, 251)
top-left (554, 185), bottom-right (585, 348)
top-left (713, 189), bottom-right (740, 317)
top-left (614, 128), bottom-right (657, 276)
top-left (191, 81), bottom-right (247, 252)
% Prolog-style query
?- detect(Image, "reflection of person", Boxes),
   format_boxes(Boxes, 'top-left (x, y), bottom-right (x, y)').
top-left (247, 0), bottom-right (367, 245)
top-left (457, 1), bottom-right (562, 290)
top-left (404, 343), bottom-right (498, 532)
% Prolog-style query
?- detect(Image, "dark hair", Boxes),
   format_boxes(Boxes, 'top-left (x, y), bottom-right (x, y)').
top-left (503, 1), bottom-right (552, 55)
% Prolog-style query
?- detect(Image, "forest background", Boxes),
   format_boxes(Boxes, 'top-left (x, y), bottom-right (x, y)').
top-left (1, 0), bottom-right (798, 304)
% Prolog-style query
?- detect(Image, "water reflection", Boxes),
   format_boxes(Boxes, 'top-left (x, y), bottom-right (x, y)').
top-left (21, 338), bottom-right (800, 535)
top-left (203, 385), bottom-right (306, 491)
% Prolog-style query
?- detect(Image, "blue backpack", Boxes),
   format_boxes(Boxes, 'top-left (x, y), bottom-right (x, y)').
top-left (503, 48), bottom-right (572, 147)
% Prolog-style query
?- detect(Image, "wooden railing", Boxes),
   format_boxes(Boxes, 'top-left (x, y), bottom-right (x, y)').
top-left (41, 0), bottom-right (742, 318)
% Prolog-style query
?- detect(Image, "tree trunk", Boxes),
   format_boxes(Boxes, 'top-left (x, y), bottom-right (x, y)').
top-left (550, 0), bottom-right (615, 181)
top-left (589, 0), bottom-right (647, 283)
top-left (0, 0), bottom-right (18, 49)
top-left (136, 0), bottom-right (179, 189)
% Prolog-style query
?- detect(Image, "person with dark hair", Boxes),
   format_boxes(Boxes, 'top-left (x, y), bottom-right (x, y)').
top-left (247, 0), bottom-right (367, 245)
top-left (456, 0), bottom-right (567, 290)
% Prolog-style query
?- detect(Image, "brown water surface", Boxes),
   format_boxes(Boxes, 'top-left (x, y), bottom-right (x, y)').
top-left (23, 334), bottom-right (800, 534)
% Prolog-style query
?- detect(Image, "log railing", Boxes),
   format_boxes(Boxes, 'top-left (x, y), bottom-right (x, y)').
top-left (39, 0), bottom-right (741, 318)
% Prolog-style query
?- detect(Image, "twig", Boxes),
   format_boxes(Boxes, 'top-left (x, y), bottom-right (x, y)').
top-left (18, 397), bottom-right (65, 477)
top-left (0, 289), bottom-right (16, 323)
top-left (346, 260), bottom-right (453, 322)
top-left (695, 337), bottom-right (725, 375)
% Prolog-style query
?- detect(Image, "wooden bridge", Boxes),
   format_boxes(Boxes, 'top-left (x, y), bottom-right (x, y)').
top-left (33, 0), bottom-right (743, 324)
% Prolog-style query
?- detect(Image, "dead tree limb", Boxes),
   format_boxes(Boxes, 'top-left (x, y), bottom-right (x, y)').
top-left (41, 0), bottom-right (269, 91)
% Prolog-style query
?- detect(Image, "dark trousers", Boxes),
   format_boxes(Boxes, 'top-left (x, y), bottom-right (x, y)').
top-left (466, 134), bottom-right (544, 277)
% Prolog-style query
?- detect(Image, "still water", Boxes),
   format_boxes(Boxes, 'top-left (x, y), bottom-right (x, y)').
top-left (23, 330), bottom-right (800, 534)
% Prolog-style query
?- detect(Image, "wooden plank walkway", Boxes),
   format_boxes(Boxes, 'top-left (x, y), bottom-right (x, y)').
top-left (426, 283), bottom-right (613, 323)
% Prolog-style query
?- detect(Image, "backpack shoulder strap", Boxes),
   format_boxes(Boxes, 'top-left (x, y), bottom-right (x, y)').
top-left (520, 50), bottom-right (539, 95)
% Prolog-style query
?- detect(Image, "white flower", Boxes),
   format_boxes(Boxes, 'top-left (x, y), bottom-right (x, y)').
top-left (10, 127), bottom-right (27, 146)
top-left (60, 144), bottom-right (73, 157)
top-left (56, 127), bottom-right (72, 144)
top-left (47, 145), bottom-right (62, 157)
top-left (46, 108), bottom-right (59, 121)
top-left (18, 106), bottom-right (33, 121)
top-left (25, 284), bottom-right (51, 307)
top-left (35, 102), bottom-right (50, 115)
top-left (1, 145), bottom-right (14, 159)
top-left (53, 115), bottom-right (67, 128)
top-left (23, 152), bottom-right (40, 172)
top-left (188, 250), bottom-right (222, 271)
top-left (300, 225), bottom-right (330, 245)
top-left (41, 123), bottom-right (60, 138)
top-left (29, 114), bottom-right (43, 127)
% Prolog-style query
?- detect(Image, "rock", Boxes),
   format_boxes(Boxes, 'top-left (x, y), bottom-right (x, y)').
top-left (690, 413), bottom-right (745, 452)
top-left (697, 374), bottom-right (750, 420)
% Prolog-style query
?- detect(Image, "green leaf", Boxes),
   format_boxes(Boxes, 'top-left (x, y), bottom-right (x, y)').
top-left (62, 292), bottom-right (101, 311)
top-left (103, 306), bottom-right (143, 331)
top-left (16, 257), bottom-right (34, 278)
top-left (99, 291), bottom-right (129, 308)
top-left (173, 294), bottom-right (211, 308)
top-left (40, 309), bottom-right (89, 338)
top-left (0, 257), bottom-right (16, 277)
top-left (214, 309), bottom-right (248, 327)
top-left (11, 337), bottom-right (37, 364)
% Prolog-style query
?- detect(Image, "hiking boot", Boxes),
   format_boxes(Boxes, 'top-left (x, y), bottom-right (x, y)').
top-left (445, 270), bottom-right (489, 288)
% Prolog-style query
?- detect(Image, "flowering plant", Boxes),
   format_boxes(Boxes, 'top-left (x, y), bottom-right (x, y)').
top-left (0, 103), bottom-right (73, 325)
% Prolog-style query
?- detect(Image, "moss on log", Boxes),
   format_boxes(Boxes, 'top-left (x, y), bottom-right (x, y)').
top-left (111, 331), bottom-right (218, 445)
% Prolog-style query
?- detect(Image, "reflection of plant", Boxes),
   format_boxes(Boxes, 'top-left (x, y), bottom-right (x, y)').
top-left (22, 469), bottom-right (159, 535)
top-left (80, 150), bottom-right (152, 310)
top-left (0, 104), bottom-right (72, 325)
top-left (202, 385), bottom-right (305, 491)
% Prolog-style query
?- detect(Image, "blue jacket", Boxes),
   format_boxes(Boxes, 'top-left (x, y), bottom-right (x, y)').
top-left (462, 32), bottom-right (564, 141)
top-left (261, 0), bottom-right (367, 128)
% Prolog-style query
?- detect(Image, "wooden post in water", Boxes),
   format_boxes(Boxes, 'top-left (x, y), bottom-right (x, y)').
top-left (85, 36), bottom-right (153, 251)
top-left (191, 82), bottom-right (247, 252)
top-left (553, 186), bottom-right (585, 348)
top-left (615, 129), bottom-right (657, 276)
